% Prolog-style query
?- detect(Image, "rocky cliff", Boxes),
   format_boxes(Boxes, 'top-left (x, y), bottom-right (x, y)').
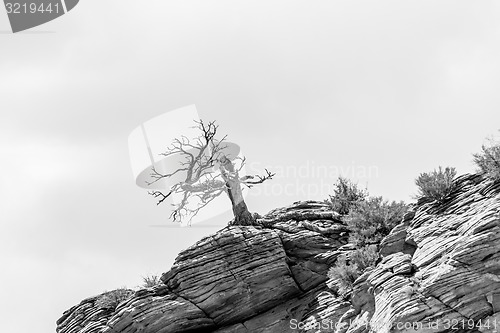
top-left (56, 174), bottom-right (500, 333)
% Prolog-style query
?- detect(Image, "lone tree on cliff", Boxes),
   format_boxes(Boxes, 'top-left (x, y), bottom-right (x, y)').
top-left (147, 120), bottom-right (274, 225)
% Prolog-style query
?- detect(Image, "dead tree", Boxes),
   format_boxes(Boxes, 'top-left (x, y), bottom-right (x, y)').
top-left (148, 120), bottom-right (274, 225)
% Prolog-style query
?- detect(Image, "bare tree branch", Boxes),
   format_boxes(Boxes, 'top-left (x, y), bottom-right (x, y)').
top-left (146, 166), bottom-right (189, 186)
top-left (241, 169), bottom-right (276, 187)
top-left (148, 190), bottom-right (173, 205)
top-left (147, 119), bottom-right (273, 225)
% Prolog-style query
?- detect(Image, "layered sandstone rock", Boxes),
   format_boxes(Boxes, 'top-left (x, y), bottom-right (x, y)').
top-left (57, 201), bottom-right (350, 333)
top-left (57, 174), bottom-right (500, 333)
top-left (56, 290), bottom-right (135, 333)
top-left (336, 174), bottom-right (500, 333)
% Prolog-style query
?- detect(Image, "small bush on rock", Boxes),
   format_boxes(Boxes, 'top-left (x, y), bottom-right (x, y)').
top-left (345, 197), bottom-right (407, 247)
top-left (142, 274), bottom-right (161, 288)
top-left (328, 245), bottom-right (379, 298)
top-left (473, 134), bottom-right (500, 181)
top-left (95, 288), bottom-right (133, 310)
top-left (350, 245), bottom-right (380, 270)
top-left (328, 254), bottom-right (359, 297)
top-left (327, 177), bottom-right (368, 215)
top-left (415, 166), bottom-right (457, 202)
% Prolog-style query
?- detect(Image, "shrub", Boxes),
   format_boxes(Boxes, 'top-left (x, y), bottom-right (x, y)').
top-left (415, 166), bottom-right (457, 202)
top-left (327, 177), bottom-right (368, 215)
top-left (328, 245), bottom-right (379, 298)
top-left (95, 287), bottom-right (133, 310)
top-left (349, 245), bottom-right (380, 271)
top-left (345, 196), bottom-right (407, 247)
top-left (142, 274), bottom-right (161, 288)
top-left (473, 134), bottom-right (500, 181)
top-left (328, 255), bottom-right (358, 297)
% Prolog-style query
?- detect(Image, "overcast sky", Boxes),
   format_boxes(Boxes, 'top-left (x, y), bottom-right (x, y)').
top-left (1, 1), bottom-right (500, 332)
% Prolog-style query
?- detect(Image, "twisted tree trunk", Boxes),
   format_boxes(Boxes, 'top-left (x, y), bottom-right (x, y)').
top-left (218, 156), bottom-right (255, 225)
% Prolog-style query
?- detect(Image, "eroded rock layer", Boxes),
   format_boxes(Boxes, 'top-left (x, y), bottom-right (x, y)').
top-left (57, 201), bottom-right (349, 333)
top-left (57, 175), bottom-right (500, 333)
top-left (337, 174), bottom-right (500, 333)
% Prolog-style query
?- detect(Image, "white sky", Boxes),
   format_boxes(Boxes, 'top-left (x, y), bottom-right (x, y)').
top-left (1, 1), bottom-right (500, 332)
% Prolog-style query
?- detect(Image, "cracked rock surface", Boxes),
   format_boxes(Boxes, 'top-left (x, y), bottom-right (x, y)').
top-left (56, 175), bottom-right (500, 332)
top-left (56, 201), bottom-right (350, 333)
top-left (337, 174), bottom-right (500, 333)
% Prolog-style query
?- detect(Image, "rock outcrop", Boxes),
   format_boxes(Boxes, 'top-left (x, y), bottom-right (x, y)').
top-left (57, 201), bottom-right (351, 333)
top-left (57, 174), bottom-right (500, 333)
top-left (338, 174), bottom-right (500, 333)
